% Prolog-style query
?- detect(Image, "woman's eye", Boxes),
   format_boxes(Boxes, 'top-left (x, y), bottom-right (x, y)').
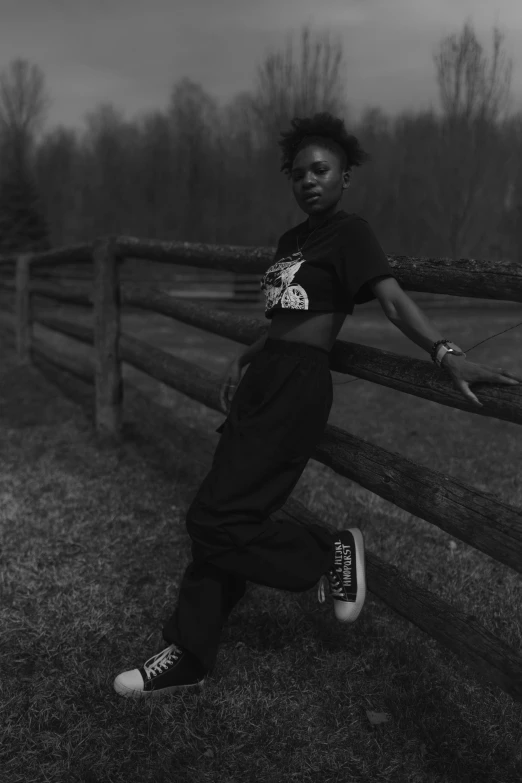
top-left (292, 168), bottom-right (328, 181)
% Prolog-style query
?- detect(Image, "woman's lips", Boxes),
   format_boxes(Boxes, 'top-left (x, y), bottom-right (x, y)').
top-left (303, 193), bottom-right (320, 203)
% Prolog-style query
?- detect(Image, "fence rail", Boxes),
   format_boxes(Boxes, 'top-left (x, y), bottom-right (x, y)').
top-left (0, 234), bottom-right (521, 704)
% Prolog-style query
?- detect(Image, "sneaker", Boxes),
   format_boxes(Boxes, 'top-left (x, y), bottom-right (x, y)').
top-left (113, 643), bottom-right (207, 698)
top-left (317, 528), bottom-right (366, 622)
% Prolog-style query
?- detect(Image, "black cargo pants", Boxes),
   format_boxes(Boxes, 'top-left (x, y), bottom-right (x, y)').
top-left (162, 337), bottom-right (336, 672)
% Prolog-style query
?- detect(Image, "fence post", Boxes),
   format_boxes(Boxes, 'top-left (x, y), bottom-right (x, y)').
top-left (93, 237), bottom-right (122, 445)
top-left (15, 254), bottom-right (32, 366)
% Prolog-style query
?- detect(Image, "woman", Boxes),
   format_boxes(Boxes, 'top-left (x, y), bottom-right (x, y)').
top-left (114, 112), bottom-right (521, 698)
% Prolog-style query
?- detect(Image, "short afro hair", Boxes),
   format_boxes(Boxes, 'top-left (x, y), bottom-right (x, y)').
top-left (278, 112), bottom-right (370, 177)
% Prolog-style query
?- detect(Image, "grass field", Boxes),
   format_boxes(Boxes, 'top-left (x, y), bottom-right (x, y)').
top-left (1, 302), bottom-right (521, 783)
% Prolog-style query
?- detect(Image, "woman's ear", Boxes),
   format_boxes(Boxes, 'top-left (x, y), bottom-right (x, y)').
top-left (342, 171), bottom-right (351, 190)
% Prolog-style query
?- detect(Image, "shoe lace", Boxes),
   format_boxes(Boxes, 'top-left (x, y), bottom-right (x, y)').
top-left (143, 644), bottom-right (182, 678)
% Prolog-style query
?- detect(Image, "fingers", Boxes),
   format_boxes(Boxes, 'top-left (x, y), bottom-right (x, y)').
top-left (219, 372), bottom-right (240, 415)
top-left (457, 380), bottom-right (483, 407)
top-left (221, 384), bottom-right (229, 413)
top-left (498, 369), bottom-right (522, 384)
top-left (476, 364), bottom-right (522, 384)
top-left (455, 368), bottom-right (520, 409)
top-left (466, 364), bottom-right (521, 386)
top-left (219, 381), bottom-right (231, 414)
top-left (485, 373), bottom-right (522, 386)
top-left (223, 380), bottom-right (235, 413)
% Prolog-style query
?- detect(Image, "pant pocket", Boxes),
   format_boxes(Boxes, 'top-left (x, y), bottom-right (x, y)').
top-left (235, 354), bottom-right (301, 424)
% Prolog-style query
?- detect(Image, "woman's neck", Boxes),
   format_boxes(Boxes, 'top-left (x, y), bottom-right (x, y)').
top-left (307, 204), bottom-right (342, 230)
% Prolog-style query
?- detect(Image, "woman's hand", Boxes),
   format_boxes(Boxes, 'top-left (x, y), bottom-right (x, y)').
top-left (219, 356), bottom-right (244, 415)
top-left (441, 354), bottom-right (522, 407)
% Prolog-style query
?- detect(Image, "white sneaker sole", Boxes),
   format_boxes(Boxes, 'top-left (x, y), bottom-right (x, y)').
top-left (113, 674), bottom-right (205, 699)
top-left (334, 527), bottom-right (366, 623)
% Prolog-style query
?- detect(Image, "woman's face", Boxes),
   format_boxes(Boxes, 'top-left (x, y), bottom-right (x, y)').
top-left (290, 143), bottom-right (349, 216)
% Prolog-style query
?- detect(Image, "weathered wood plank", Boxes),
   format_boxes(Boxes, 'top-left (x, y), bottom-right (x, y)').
top-left (2, 234), bottom-right (522, 301)
top-left (32, 313), bottom-right (522, 575)
top-left (122, 286), bottom-right (522, 425)
top-left (19, 321), bottom-right (522, 704)
top-left (30, 280), bottom-right (92, 306)
top-left (316, 424), bottom-right (522, 569)
top-left (15, 254), bottom-right (32, 366)
top-left (114, 236), bottom-right (522, 302)
top-left (122, 284), bottom-right (266, 344)
top-left (330, 340), bottom-right (522, 424)
top-left (280, 497), bottom-right (522, 703)
top-left (33, 303), bottom-right (522, 427)
top-left (92, 237), bottom-right (122, 444)
top-left (365, 549), bottom-right (522, 701)
top-left (115, 333), bottom-right (522, 576)
top-left (31, 335), bottom-right (94, 383)
top-left (24, 244), bottom-right (92, 269)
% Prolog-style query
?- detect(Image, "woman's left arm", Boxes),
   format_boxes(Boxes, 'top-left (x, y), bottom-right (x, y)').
top-left (371, 277), bottom-right (522, 407)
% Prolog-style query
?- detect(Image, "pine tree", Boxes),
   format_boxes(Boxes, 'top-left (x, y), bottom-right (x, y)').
top-left (0, 141), bottom-right (50, 254)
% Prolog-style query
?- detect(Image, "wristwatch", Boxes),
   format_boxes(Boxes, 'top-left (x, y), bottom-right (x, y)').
top-left (434, 341), bottom-right (466, 367)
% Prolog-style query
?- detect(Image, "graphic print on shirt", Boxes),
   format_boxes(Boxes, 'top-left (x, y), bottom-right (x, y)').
top-left (260, 251), bottom-right (310, 313)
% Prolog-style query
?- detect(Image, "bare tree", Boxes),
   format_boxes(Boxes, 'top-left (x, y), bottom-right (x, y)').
top-left (80, 103), bottom-right (139, 236)
top-left (430, 22), bottom-right (513, 259)
top-left (34, 126), bottom-right (80, 245)
top-left (353, 107), bottom-right (395, 236)
top-left (434, 21), bottom-right (512, 124)
top-left (0, 59), bottom-right (50, 252)
top-left (169, 78), bottom-right (220, 241)
top-left (136, 111), bottom-right (175, 238)
top-left (217, 92), bottom-right (259, 243)
top-left (0, 58), bottom-right (50, 161)
top-left (499, 111), bottom-right (522, 263)
top-left (251, 26), bottom-right (348, 144)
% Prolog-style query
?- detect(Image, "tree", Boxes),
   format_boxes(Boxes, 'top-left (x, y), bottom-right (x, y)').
top-left (498, 111), bottom-right (522, 263)
top-left (169, 78), bottom-right (220, 241)
top-left (434, 22), bottom-right (512, 125)
top-left (430, 22), bottom-right (513, 259)
top-left (134, 111), bottom-right (175, 238)
top-left (251, 26), bottom-right (348, 143)
top-left (0, 155), bottom-right (50, 253)
top-left (80, 103), bottom-right (139, 236)
top-left (352, 107), bottom-right (395, 240)
top-left (0, 58), bottom-right (49, 156)
top-left (217, 92), bottom-right (258, 244)
top-left (34, 126), bottom-right (80, 245)
top-left (0, 58), bottom-right (50, 253)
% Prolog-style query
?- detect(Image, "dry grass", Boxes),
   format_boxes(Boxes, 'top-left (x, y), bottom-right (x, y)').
top-left (1, 303), bottom-right (521, 783)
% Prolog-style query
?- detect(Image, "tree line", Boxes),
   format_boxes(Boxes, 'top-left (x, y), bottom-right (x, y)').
top-left (0, 21), bottom-right (521, 267)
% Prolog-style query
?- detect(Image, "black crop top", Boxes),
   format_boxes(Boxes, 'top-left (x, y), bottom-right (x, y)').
top-left (260, 210), bottom-right (396, 320)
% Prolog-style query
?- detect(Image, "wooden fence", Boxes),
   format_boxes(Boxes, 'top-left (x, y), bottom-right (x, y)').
top-left (0, 235), bottom-right (521, 703)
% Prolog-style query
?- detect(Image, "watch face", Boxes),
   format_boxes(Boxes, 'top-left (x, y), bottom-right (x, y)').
top-left (438, 347), bottom-right (465, 365)
top-left (435, 345), bottom-right (451, 364)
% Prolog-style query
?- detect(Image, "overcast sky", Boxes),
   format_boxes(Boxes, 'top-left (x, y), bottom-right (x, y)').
top-left (2, 0), bottom-right (522, 131)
